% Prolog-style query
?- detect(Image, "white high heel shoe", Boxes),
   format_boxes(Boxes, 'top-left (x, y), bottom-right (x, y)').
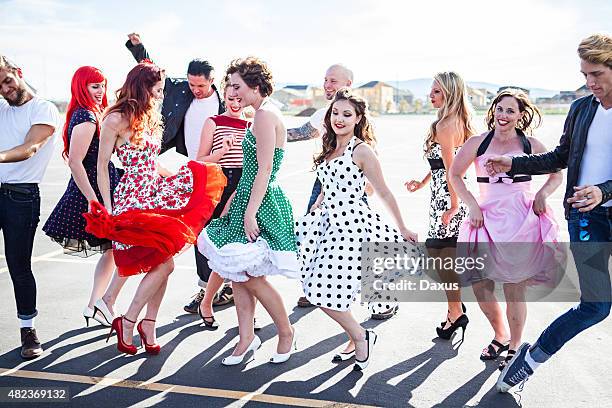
top-left (92, 299), bottom-right (114, 327)
top-left (222, 335), bottom-right (261, 366)
top-left (354, 329), bottom-right (377, 371)
top-left (83, 307), bottom-right (95, 327)
top-left (269, 329), bottom-right (297, 364)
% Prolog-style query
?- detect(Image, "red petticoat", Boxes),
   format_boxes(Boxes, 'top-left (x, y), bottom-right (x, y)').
top-left (84, 161), bottom-right (226, 276)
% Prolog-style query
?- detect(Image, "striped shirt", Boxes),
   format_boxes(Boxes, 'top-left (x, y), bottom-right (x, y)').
top-left (209, 115), bottom-right (250, 168)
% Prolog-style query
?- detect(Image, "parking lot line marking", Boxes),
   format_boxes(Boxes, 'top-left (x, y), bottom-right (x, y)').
top-left (0, 367), bottom-right (377, 407)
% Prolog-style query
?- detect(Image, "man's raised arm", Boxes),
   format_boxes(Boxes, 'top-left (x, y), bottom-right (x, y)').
top-left (124, 32), bottom-right (152, 63)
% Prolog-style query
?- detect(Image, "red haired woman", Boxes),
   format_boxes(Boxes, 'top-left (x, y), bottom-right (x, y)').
top-left (85, 61), bottom-right (225, 355)
top-left (43, 66), bottom-right (125, 328)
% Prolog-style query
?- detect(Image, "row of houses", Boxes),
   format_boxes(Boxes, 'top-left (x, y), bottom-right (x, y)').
top-left (272, 82), bottom-right (501, 114)
top-left (272, 81), bottom-right (414, 114)
top-left (535, 85), bottom-right (590, 105)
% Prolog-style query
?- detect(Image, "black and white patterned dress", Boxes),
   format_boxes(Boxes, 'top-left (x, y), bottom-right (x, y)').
top-left (425, 142), bottom-right (467, 248)
top-left (295, 137), bottom-right (421, 312)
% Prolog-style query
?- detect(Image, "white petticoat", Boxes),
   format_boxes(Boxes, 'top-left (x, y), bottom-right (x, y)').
top-left (197, 230), bottom-right (300, 282)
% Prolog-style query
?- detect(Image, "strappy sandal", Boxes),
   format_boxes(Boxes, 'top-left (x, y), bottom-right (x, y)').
top-left (498, 349), bottom-right (516, 371)
top-left (480, 339), bottom-right (509, 361)
top-left (198, 304), bottom-right (219, 328)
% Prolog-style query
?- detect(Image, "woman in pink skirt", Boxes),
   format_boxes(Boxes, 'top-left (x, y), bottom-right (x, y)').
top-left (449, 89), bottom-right (565, 370)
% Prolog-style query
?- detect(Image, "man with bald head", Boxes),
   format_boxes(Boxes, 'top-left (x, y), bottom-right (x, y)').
top-left (288, 64), bottom-right (354, 212)
top-left (288, 64), bottom-right (353, 142)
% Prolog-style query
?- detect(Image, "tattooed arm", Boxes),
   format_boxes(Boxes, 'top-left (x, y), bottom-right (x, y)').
top-left (287, 121), bottom-right (320, 142)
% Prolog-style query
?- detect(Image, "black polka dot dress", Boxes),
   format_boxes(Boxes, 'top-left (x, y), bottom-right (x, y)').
top-left (43, 108), bottom-right (121, 256)
top-left (295, 137), bottom-right (419, 312)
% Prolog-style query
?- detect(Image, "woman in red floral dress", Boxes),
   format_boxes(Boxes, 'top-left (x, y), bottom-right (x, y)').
top-left (85, 61), bottom-right (225, 355)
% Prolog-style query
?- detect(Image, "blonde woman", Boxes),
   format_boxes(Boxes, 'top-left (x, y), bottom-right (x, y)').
top-left (405, 72), bottom-right (476, 340)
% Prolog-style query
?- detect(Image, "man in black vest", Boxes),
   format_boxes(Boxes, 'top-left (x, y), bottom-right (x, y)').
top-left (125, 33), bottom-right (231, 314)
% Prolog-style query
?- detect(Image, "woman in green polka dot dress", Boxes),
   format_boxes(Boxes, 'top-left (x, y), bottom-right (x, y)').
top-left (198, 57), bottom-right (299, 365)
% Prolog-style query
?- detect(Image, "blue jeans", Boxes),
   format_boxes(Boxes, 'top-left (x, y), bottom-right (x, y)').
top-left (0, 184), bottom-right (41, 320)
top-left (305, 178), bottom-right (369, 215)
top-left (531, 206), bottom-right (611, 361)
top-left (305, 178), bottom-right (322, 214)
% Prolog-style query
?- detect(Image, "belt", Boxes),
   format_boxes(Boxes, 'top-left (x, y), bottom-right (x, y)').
top-left (428, 158), bottom-right (445, 171)
top-left (477, 176), bottom-right (532, 184)
top-left (0, 182), bottom-right (38, 194)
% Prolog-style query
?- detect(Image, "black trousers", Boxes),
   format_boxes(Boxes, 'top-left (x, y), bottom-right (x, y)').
top-left (194, 167), bottom-right (242, 284)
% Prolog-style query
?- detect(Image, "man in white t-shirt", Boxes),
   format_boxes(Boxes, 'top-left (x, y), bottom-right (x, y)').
top-left (287, 64), bottom-right (354, 212)
top-left (0, 55), bottom-right (59, 359)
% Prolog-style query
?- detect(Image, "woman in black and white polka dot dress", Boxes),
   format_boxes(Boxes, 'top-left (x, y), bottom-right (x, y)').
top-left (295, 88), bottom-right (420, 370)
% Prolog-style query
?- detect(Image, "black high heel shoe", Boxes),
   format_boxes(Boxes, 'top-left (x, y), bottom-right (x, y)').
top-left (198, 304), bottom-right (219, 328)
top-left (440, 303), bottom-right (467, 327)
top-left (436, 314), bottom-right (469, 341)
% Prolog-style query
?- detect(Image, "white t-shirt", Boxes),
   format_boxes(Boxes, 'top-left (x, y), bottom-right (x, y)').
top-left (184, 94), bottom-right (220, 159)
top-left (578, 104), bottom-right (612, 207)
top-left (0, 97), bottom-right (60, 183)
top-left (309, 106), bottom-right (327, 135)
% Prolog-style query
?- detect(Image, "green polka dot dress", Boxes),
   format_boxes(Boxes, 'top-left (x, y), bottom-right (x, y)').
top-left (198, 129), bottom-right (299, 282)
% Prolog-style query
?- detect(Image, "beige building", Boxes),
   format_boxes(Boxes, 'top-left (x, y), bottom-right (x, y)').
top-left (355, 81), bottom-right (396, 113)
top-left (467, 87), bottom-right (494, 109)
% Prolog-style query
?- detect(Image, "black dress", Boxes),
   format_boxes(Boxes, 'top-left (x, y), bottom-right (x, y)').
top-left (43, 108), bottom-right (121, 256)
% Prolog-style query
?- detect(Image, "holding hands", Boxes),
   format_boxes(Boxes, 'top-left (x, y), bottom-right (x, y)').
top-left (484, 156), bottom-right (512, 176)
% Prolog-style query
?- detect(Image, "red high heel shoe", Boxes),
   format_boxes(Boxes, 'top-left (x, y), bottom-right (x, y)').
top-left (137, 318), bottom-right (161, 355)
top-left (107, 316), bottom-right (137, 355)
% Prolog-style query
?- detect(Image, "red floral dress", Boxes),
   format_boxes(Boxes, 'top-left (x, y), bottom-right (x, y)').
top-left (85, 132), bottom-right (226, 276)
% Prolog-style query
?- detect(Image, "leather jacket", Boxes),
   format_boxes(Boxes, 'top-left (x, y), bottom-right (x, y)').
top-left (510, 94), bottom-right (612, 219)
top-left (125, 40), bottom-right (225, 156)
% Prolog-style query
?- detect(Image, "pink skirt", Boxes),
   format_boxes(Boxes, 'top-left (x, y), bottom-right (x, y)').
top-left (457, 190), bottom-right (566, 284)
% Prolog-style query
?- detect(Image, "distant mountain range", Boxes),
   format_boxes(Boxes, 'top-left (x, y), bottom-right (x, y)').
top-left (379, 78), bottom-right (560, 101)
top-left (278, 78), bottom-right (561, 100)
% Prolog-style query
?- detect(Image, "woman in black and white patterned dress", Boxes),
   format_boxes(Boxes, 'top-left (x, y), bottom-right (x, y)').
top-left (405, 72), bottom-right (476, 339)
top-left (296, 88), bottom-right (420, 370)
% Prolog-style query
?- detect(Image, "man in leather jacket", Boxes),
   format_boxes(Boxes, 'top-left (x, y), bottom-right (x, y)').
top-left (490, 33), bottom-right (612, 393)
top-left (124, 33), bottom-right (229, 314)
top-left (125, 33), bottom-right (225, 156)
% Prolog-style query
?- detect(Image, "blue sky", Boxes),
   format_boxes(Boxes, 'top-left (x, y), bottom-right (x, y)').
top-left (2, 0), bottom-right (611, 100)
